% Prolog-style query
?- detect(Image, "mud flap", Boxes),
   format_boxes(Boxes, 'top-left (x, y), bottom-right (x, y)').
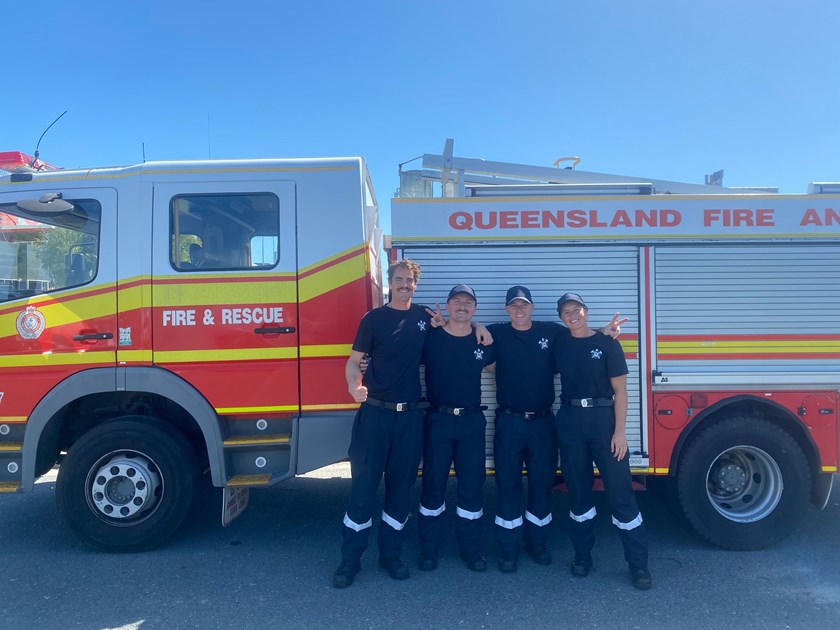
top-left (812, 472), bottom-right (834, 510)
top-left (222, 487), bottom-right (250, 527)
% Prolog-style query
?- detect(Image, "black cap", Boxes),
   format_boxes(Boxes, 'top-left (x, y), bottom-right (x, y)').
top-left (557, 292), bottom-right (587, 312)
top-left (505, 285), bottom-right (533, 305)
top-left (447, 283), bottom-right (477, 302)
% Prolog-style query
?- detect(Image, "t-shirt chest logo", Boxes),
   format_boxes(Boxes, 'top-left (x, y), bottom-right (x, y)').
top-left (474, 348), bottom-right (484, 360)
top-left (417, 320), bottom-right (427, 331)
top-left (538, 337), bottom-right (549, 350)
top-left (590, 348), bottom-right (603, 359)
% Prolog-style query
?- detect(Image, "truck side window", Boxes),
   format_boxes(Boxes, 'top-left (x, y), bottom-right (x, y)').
top-left (170, 193), bottom-right (280, 271)
top-left (0, 199), bottom-right (101, 302)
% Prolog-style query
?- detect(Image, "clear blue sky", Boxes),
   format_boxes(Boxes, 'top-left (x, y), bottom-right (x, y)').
top-left (3, 1), bottom-right (838, 233)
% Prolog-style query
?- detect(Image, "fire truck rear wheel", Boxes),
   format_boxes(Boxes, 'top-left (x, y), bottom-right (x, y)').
top-left (56, 417), bottom-right (199, 552)
top-left (676, 416), bottom-right (810, 550)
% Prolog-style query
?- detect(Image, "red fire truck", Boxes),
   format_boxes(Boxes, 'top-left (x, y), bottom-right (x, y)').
top-left (1, 143), bottom-right (837, 552)
top-left (390, 140), bottom-right (839, 551)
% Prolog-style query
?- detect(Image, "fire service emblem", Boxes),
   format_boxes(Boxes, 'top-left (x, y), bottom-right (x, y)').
top-left (16, 306), bottom-right (46, 340)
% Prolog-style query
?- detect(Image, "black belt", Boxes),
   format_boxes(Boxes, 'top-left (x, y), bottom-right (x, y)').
top-left (562, 397), bottom-right (614, 408)
top-left (431, 405), bottom-right (487, 417)
top-left (363, 398), bottom-right (428, 412)
top-left (498, 407), bottom-right (553, 420)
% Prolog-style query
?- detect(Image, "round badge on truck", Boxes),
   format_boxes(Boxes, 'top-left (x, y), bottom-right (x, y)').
top-left (16, 306), bottom-right (46, 339)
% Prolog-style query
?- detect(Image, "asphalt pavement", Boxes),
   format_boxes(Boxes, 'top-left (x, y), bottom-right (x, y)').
top-left (0, 464), bottom-right (838, 630)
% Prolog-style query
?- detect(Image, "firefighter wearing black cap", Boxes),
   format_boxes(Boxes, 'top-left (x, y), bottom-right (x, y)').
top-left (554, 292), bottom-right (651, 590)
top-left (418, 284), bottom-right (496, 573)
top-left (488, 286), bottom-right (625, 573)
top-left (487, 285), bottom-right (564, 572)
top-left (333, 263), bottom-right (492, 588)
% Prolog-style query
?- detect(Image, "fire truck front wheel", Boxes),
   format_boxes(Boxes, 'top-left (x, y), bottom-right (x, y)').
top-left (56, 417), bottom-right (200, 552)
top-left (676, 416), bottom-right (810, 550)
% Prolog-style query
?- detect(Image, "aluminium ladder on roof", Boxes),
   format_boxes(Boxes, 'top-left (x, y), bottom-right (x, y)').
top-left (398, 138), bottom-right (775, 198)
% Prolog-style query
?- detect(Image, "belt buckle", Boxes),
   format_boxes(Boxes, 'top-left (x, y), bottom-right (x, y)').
top-left (396, 402), bottom-right (406, 412)
top-left (580, 398), bottom-right (592, 408)
top-left (453, 408), bottom-right (462, 416)
top-left (524, 411), bottom-right (535, 419)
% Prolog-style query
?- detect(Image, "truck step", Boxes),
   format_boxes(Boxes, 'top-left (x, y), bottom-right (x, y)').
top-left (226, 474), bottom-right (272, 486)
top-left (223, 433), bottom-right (291, 448)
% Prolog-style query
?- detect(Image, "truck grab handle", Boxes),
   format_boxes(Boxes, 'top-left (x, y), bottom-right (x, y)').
top-left (72, 332), bottom-right (114, 341)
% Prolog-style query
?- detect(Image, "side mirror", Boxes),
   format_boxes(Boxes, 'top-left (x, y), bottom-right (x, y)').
top-left (17, 192), bottom-right (74, 215)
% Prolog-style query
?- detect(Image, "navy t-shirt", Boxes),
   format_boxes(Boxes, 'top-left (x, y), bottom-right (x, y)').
top-left (554, 332), bottom-right (628, 399)
top-left (352, 303), bottom-right (431, 402)
top-left (488, 321), bottom-right (569, 411)
top-left (422, 327), bottom-right (496, 407)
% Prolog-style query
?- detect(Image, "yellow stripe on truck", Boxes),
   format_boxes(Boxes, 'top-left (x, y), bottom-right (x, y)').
top-left (0, 352), bottom-right (114, 368)
top-left (0, 291), bottom-right (115, 332)
top-left (216, 406), bottom-right (299, 414)
top-left (145, 345), bottom-right (350, 363)
top-left (117, 279), bottom-right (152, 311)
top-left (299, 344), bottom-right (352, 358)
top-left (152, 279), bottom-right (297, 308)
top-left (299, 256), bottom-right (365, 302)
top-left (659, 340), bottom-right (840, 354)
top-left (154, 347), bottom-right (299, 363)
top-left (117, 350), bottom-right (154, 363)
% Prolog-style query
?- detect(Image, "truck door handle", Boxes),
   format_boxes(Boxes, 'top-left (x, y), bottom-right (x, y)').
top-left (72, 332), bottom-right (114, 341)
top-left (254, 327), bottom-right (296, 335)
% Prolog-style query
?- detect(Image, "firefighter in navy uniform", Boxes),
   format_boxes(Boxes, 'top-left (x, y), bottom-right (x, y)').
top-left (488, 286), bottom-right (625, 573)
top-left (554, 293), bottom-right (652, 590)
top-left (333, 259), bottom-right (430, 588)
top-left (487, 286), bottom-right (563, 572)
top-left (334, 262), bottom-right (491, 588)
top-left (418, 284), bottom-right (496, 573)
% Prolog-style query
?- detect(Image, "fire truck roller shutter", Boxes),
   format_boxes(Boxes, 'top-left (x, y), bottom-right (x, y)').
top-left (675, 415), bottom-right (809, 550)
top-left (56, 416), bottom-right (200, 552)
top-left (403, 244), bottom-right (642, 469)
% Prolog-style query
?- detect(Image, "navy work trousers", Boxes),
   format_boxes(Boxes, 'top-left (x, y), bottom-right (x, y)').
top-left (341, 403), bottom-right (423, 562)
top-left (556, 405), bottom-right (648, 570)
top-left (493, 411), bottom-right (557, 555)
top-left (419, 410), bottom-right (487, 557)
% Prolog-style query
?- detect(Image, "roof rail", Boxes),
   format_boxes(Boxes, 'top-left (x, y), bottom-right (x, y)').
top-left (808, 182), bottom-right (840, 194)
top-left (398, 139), bottom-right (773, 198)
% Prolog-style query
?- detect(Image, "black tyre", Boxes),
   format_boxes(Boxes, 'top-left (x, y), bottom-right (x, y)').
top-left (676, 416), bottom-right (810, 550)
top-left (56, 416), bottom-right (200, 552)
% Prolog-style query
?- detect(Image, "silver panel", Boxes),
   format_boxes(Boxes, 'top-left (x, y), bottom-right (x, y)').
top-left (402, 245), bottom-right (643, 465)
top-left (655, 245), bottom-right (840, 371)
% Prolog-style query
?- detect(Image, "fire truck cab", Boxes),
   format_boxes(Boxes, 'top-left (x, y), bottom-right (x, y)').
top-left (0, 153), bottom-right (381, 551)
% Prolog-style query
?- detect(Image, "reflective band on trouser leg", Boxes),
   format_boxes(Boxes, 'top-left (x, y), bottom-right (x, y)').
top-left (569, 506), bottom-right (597, 523)
top-left (343, 513), bottom-right (373, 532)
top-left (494, 515), bottom-right (524, 529)
top-left (382, 510), bottom-right (408, 531)
top-left (525, 510), bottom-right (552, 527)
top-left (420, 502), bottom-right (446, 517)
top-left (456, 506), bottom-right (484, 520)
top-left (612, 513), bottom-right (643, 530)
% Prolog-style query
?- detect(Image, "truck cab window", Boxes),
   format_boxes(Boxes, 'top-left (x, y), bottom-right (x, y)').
top-left (170, 193), bottom-right (280, 271)
top-left (0, 199), bottom-right (101, 302)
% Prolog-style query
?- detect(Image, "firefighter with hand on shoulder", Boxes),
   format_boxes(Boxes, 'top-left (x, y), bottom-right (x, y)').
top-left (418, 284), bottom-right (496, 573)
top-left (487, 286), bottom-right (560, 572)
top-left (333, 261), bottom-right (491, 588)
top-left (554, 292), bottom-right (651, 590)
top-left (487, 285), bottom-right (625, 573)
